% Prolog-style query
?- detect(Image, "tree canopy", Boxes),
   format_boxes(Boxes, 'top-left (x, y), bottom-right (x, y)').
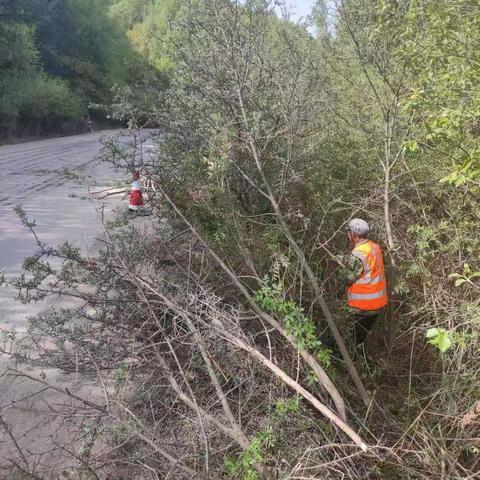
top-left (0, 0), bottom-right (150, 138)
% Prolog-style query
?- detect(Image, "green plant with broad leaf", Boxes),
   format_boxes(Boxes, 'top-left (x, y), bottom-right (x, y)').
top-left (449, 263), bottom-right (480, 288)
top-left (425, 327), bottom-right (453, 354)
top-left (255, 276), bottom-right (332, 370)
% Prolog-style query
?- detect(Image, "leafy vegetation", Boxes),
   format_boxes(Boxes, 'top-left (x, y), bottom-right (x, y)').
top-left (255, 277), bottom-right (333, 368)
top-left (4, 0), bottom-right (480, 478)
top-left (0, 0), bottom-right (154, 139)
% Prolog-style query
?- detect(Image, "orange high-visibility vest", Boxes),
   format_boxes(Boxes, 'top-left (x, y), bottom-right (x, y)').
top-left (347, 240), bottom-right (388, 311)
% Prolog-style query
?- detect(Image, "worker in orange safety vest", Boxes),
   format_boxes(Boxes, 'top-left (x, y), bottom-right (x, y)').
top-left (338, 218), bottom-right (388, 345)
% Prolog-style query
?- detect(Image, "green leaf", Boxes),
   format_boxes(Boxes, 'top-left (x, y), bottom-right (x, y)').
top-left (436, 330), bottom-right (452, 353)
top-left (448, 273), bottom-right (462, 279)
top-left (426, 328), bottom-right (439, 339)
top-left (426, 327), bottom-right (453, 353)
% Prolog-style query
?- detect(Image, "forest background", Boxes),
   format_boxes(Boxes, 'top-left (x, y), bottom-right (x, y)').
top-left (0, 0), bottom-right (166, 138)
top-left (2, 0), bottom-right (480, 479)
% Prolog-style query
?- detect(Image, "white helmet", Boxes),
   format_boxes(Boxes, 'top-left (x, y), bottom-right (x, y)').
top-left (347, 218), bottom-right (370, 237)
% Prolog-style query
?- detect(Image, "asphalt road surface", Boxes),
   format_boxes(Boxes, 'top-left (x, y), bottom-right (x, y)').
top-left (0, 130), bottom-right (138, 474)
top-left (0, 130), bottom-right (125, 329)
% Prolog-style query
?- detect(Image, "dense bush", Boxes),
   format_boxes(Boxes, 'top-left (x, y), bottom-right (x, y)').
top-left (0, 0), bottom-right (150, 140)
top-left (4, 0), bottom-right (480, 478)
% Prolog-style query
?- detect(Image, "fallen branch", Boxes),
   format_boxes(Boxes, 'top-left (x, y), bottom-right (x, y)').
top-left (214, 324), bottom-right (368, 451)
top-left (154, 184), bottom-right (347, 421)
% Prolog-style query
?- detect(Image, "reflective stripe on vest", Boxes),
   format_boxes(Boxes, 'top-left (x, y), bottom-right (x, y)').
top-left (356, 276), bottom-right (382, 285)
top-left (348, 289), bottom-right (387, 301)
top-left (347, 240), bottom-right (388, 311)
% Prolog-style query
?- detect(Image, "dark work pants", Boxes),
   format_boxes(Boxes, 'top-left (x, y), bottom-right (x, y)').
top-left (352, 313), bottom-right (380, 345)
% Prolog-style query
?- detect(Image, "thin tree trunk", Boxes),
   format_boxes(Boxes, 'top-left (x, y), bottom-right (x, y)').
top-left (383, 117), bottom-right (399, 354)
top-left (156, 185), bottom-right (348, 420)
top-left (235, 88), bottom-right (372, 409)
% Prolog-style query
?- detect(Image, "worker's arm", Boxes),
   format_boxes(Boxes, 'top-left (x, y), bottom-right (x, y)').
top-left (337, 254), bottom-right (363, 285)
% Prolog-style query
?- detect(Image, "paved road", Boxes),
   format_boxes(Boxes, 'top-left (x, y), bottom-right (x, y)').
top-left (0, 132), bottom-right (115, 208)
top-left (0, 131), bottom-right (133, 473)
top-left (0, 131), bottom-right (126, 329)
